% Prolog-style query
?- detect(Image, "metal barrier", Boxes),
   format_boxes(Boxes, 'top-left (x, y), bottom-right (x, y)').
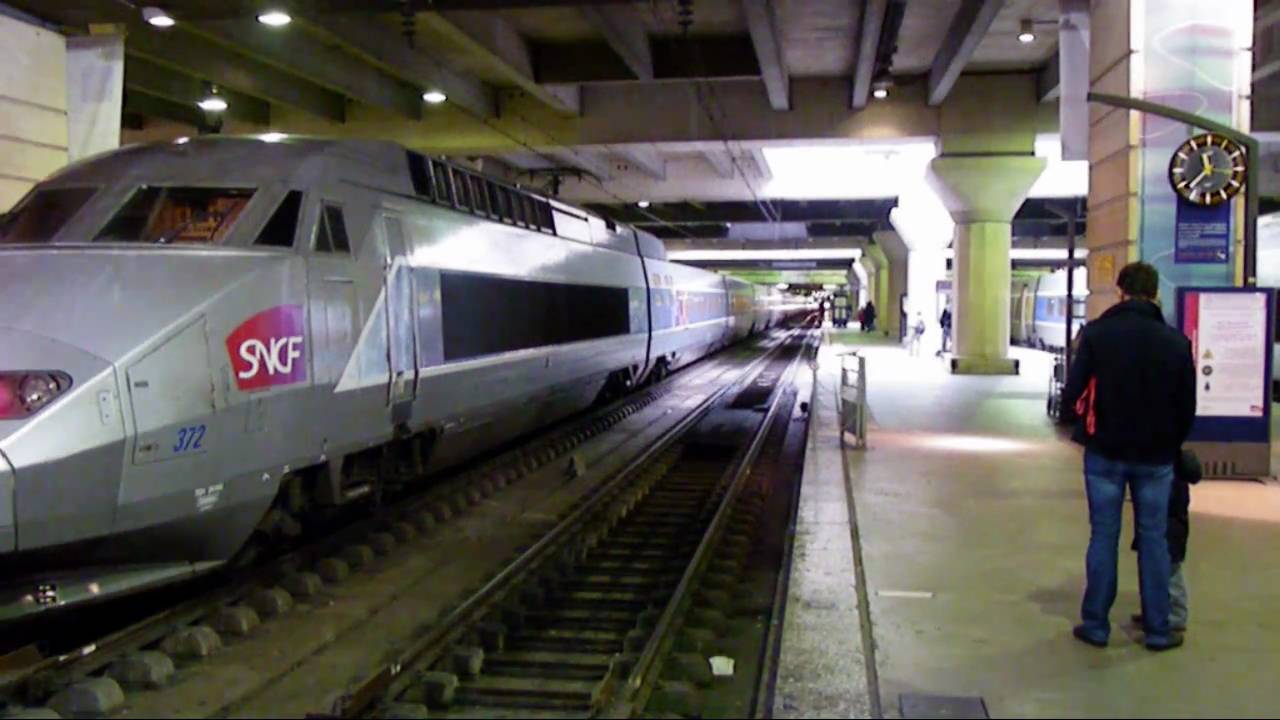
top-left (838, 351), bottom-right (868, 449)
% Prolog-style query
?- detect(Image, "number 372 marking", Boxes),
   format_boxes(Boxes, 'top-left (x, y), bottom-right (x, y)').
top-left (174, 424), bottom-right (206, 453)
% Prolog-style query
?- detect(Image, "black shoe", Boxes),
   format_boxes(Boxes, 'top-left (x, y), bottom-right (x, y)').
top-left (1145, 632), bottom-right (1184, 652)
top-left (1072, 625), bottom-right (1107, 648)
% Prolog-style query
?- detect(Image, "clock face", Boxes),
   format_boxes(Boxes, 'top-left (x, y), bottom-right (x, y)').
top-left (1168, 133), bottom-right (1247, 207)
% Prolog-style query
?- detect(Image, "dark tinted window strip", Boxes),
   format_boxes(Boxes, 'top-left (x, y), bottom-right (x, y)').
top-left (403, 152), bottom-right (562, 237)
top-left (439, 271), bottom-right (633, 362)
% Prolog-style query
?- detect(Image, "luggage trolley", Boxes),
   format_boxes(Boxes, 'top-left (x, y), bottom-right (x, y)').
top-left (1046, 349), bottom-right (1078, 425)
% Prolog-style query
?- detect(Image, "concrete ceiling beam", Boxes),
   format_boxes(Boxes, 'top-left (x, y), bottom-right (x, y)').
top-left (296, 12), bottom-right (496, 119)
top-left (544, 148), bottom-right (614, 181)
top-left (580, 5), bottom-right (653, 81)
top-left (851, 0), bottom-right (889, 109)
top-left (613, 145), bottom-right (666, 181)
top-left (703, 150), bottom-right (736, 179)
top-left (123, 88), bottom-right (210, 130)
top-left (1037, 49), bottom-right (1060, 102)
top-left (190, 18), bottom-right (422, 119)
top-left (427, 11), bottom-right (581, 115)
top-left (534, 36), bottom-right (760, 84)
top-left (741, 0), bottom-right (790, 110)
top-left (748, 148), bottom-right (773, 181)
top-left (124, 55), bottom-right (270, 125)
top-left (126, 23), bottom-right (347, 122)
top-left (926, 0), bottom-right (1006, 106)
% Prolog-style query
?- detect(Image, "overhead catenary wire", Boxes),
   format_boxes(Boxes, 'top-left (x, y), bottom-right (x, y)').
top-left (445, 97), bottom-right (701, 241)
top-left (654, 0), bottom-right (782, 227)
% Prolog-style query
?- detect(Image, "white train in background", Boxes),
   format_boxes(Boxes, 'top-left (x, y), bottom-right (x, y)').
top-left (1011, 267), bottom-right (1088, 352)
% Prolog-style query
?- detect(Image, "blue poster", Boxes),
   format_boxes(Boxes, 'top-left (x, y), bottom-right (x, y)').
top-left (1174, 199), bottom-right (1231, 264)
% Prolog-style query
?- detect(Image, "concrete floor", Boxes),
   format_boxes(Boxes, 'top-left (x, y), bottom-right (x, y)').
top-left (829, 330), bottom-right (1280, 718)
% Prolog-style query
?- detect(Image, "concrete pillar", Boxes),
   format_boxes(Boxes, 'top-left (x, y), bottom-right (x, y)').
top-left (849, 261), bottom-right (869, 308)
top-left (871, 231), bottom-right (907, 340)
top-left (927, 156), bottom-right (1045, 374)
top-left (1086, 0), bottom-right (1251, 320)
top-left (858, 254), bottom-right (879, 312)
top-left (66, 33), bottom-right (124, 162)
top-left (889, 184), bottom-right (952, 352)
top-left (867, 246), bottom-right (892, 337)
top-left (0, 13), bottom-right (68, 210)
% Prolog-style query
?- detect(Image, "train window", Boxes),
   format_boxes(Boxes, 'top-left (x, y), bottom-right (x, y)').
top-left (0, 186), bottom-right (98, 244)
top-left (254, 190), bottom-right (303, 248)
top-left (94, 186), bottom-right (254, 244)
top-left (470, 176), bottom-right (490, 216)
top-left (407, 152), bottom-right (433, 198)
top-left (315, 204), bottom-right (351, 254)
top-left (439, 272), bottom-right (632, 361)
top-left (432, 163), bottom-right (453, 205)
top-left (510, 192), bottom-right (527, 226)
top-left (487, 183), bottom-right (508, 221)
top-left (535, 201), bottom-right (553, 231)
top-left (452, 170), bottom-right (472, 211)
top-left (521, 196), bottom-right (537, 229)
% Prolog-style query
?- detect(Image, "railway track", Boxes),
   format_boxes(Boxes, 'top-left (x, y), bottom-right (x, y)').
top-left (0, 329), bottom-right (809, 719)
top-left (338, 329), bottom-right (817, 719)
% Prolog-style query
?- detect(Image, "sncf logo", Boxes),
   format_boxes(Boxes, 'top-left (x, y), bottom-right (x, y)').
top-left (226, 305), bottom-right (307, 391)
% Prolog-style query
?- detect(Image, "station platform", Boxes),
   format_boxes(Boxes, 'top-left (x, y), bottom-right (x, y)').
top-left (774, 329), bottom-right (1280, 718)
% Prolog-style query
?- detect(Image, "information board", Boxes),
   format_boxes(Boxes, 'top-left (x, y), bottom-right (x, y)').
top-left (1174, 199), bottom-right (1231, 264)
top-left (1177, 287), bottom-right (1275, 479)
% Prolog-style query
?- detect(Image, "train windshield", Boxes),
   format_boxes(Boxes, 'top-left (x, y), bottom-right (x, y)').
top-left (0, 186), bottom-right (99, 244)
top-left (94, 186), bottom-right (255, 244)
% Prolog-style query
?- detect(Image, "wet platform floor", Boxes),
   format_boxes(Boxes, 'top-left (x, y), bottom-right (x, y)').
top-left (775, 329), bottom-right (1280, 718)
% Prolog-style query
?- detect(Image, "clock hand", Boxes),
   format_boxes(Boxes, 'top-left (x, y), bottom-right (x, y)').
top-left (1189, 168), bottom-right (1208, 188)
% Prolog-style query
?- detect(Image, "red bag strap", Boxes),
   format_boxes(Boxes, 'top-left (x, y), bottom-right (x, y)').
top-left (1074, 377), bottom-right (1097, 435)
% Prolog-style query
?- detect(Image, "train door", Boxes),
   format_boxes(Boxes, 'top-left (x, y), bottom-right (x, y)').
top-left (306, 201), bottom-right (358, 387)
top-left (380, 213), bottom-right (417, 417)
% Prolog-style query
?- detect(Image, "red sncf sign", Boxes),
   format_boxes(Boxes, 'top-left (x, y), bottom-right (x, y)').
top-left (225, 305), bottom-right (307, 391)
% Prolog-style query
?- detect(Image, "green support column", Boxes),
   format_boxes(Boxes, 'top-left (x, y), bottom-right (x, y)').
top-left (927, 155), bottom-right (1045, 374)
top-left (871, 232), bottom-right (905, 339)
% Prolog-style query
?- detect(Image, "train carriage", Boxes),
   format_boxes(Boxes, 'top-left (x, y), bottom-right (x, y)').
top-left (0, 136), bottom-right (785, 617)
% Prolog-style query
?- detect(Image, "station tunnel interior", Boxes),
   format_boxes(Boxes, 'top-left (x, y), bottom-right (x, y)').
top-left (0, 0), bottom-right (1277, 718)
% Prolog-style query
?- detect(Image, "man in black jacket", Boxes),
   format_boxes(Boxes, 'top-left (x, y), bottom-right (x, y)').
top-left (1062, 262), bottom-right (1197, 651)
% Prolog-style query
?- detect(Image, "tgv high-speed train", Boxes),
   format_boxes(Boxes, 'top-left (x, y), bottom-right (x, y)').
top-left (1011, 267), bottom-right (1088, 351)
top-left (0, 137), bottom-right (800, 617)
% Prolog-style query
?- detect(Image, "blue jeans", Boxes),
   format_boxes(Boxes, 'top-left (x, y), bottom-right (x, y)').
top-left (1081, 451), bottom-right (1174, 644)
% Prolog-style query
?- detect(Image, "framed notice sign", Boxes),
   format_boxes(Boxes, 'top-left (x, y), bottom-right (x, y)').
top-left (1174, 199), bottom-right (1231, 264)
top-left (1177, 287), bottom-right (1275, 479)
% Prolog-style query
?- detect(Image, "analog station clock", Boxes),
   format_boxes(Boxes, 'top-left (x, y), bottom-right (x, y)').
top-left (1168, 132), bottom-right (1247, 207)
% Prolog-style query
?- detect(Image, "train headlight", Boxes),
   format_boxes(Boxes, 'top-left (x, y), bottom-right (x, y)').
top-left (0, 371), bottom-right (71, 419)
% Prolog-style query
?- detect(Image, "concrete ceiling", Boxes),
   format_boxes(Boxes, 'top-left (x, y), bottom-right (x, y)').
top-left (10, 0), bottom-right (1108, 229)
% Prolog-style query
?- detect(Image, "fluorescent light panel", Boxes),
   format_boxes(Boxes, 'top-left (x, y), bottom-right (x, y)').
top-left (669, 248), bottom-right (862, 262)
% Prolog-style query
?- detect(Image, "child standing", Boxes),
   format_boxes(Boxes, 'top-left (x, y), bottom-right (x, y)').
top-left (1132, 448), bottom-right (1202, 632)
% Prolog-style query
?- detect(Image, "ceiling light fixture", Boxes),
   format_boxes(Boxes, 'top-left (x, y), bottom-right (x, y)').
top-left (197, 86), bottom-right (227, 112)
top-left (197, 96), bottom-right (228, 112)
top-left (1018, 19), bottom-right (1035, 43)
top-left (637, 200), bottom-right (651, 208)
top-left (422, 89), bottom-right (447, 104)
top-left (142, 7), bottom-right (176, 28)
top-left (872, 86), bottom-right (889, 100)
top-left (256, 10), bottom-right (292, 27)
